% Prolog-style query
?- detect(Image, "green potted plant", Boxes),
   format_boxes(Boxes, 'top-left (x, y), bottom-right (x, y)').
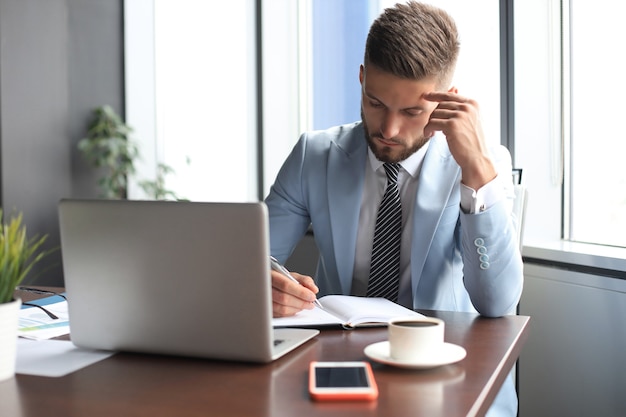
top-left (0, 210), bottom-right (50, 381)
top-left (78, 105), bottom-right (138, 199)
top-left (79, 105), bottom-right (185, 200)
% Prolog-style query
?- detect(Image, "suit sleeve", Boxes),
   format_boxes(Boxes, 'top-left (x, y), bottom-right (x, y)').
top-left (459, 145), bottom-right (523, 317)
top-left (264, 134), bottom-right (312, 264)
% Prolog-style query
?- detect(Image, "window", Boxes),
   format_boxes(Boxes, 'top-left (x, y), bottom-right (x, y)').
top-left (127, 0), bottom-right (503, 203)
top-left (125, 0), bottom-right (258, 203)
top-left (516, 0), bottom-right (626, 249)
top-left (567, 0), bottom-right (626, 248)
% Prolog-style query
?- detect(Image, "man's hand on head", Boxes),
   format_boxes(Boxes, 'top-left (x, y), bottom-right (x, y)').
top-left (423, 91), bottom-right (497, 190)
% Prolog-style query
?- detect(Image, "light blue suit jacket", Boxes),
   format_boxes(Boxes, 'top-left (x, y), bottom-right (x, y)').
top-left (265, 122), bottom-right (524, 417)
top-left (266, 122), bottom-right (523, 318)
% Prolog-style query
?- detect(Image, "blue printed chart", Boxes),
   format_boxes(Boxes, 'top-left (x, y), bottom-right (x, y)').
top-left (18, 301), bottom-right (70, 340)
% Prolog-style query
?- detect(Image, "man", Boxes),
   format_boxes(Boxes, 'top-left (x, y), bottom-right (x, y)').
top-left (265, 2), bottom-right (523, 415)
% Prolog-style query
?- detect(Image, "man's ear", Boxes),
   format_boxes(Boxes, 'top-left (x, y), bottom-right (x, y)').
top-left (359, 65), bottom-right (365, 85)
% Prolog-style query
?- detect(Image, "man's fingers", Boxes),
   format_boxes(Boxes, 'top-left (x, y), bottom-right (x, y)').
top-left (271, 270), bottom-right (318, 317)
top-left (289, 271), bottom-right (319, 294)
top-left (423, 91), bottom-right (472, 104)
top-left (271, 270), bottom-right (318, 298)
top-left (422, 91), bottom-right (480, 138)
top-left (272, 290), bottom-right (315, 317)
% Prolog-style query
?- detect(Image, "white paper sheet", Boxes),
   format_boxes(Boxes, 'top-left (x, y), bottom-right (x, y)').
top-left (16, 339), bottom-right (115, 377)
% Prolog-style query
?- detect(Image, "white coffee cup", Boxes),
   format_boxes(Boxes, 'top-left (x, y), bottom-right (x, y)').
top-left (388, 316), bottom-right (445, 361)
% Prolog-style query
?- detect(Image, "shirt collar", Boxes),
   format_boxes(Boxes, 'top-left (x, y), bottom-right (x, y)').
top-left (367, 140), bottom-right (430, 178)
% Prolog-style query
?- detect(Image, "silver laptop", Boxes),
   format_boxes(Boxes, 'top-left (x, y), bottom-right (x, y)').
top-left (58, 199), bottom-right (318, 363)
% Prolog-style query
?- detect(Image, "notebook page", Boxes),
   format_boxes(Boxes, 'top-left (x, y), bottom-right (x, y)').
top-left (321, 296), bottom-right (422, 327)
top-left (272, 304), bottom-right (343, 328)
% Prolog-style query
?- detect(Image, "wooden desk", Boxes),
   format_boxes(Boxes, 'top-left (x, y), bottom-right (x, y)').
top-left (4, 290), bottom-right (529, 417)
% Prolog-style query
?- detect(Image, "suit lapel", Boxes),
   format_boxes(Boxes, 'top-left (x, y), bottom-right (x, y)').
top-left (327, 125), bottom-right (367, 293)
top-left (410, 136), bottom-right (461, 295)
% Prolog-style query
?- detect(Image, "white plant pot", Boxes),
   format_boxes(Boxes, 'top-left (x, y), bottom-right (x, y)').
top-left (0, 298), bottom-right (21, 381)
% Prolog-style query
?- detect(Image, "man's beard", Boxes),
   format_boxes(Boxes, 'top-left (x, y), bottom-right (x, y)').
top-left (361, 109), bottom-right (429, 163)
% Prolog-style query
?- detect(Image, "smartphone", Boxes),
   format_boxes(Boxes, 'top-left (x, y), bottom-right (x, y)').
top-left (308, 361), bottom-right (378, 401)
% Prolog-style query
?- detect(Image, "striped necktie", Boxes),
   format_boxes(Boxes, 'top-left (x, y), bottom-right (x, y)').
top-left (366, 163), bottom-right (402, 301)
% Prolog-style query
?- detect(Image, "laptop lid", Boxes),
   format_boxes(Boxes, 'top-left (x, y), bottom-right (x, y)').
top-left (58, 199), bottom-right (317, 363)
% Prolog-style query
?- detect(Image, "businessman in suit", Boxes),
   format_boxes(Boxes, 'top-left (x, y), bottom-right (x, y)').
top-left (266, 4), bottom-right (524, 412)
top-left (266, 1), bottom-right (522, 318)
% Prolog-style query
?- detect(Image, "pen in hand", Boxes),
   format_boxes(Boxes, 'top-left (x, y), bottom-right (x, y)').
top-left (269, 256), bottom-right (324, 310)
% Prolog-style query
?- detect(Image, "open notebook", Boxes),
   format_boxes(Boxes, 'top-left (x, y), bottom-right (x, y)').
top-left (273, 295), bottom-right (423, 329)
top-left (58, 199), bottom-right (318, 363)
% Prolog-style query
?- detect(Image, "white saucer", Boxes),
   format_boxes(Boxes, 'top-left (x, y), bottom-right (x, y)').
top-left (364, 341), bottom-right (466, 370)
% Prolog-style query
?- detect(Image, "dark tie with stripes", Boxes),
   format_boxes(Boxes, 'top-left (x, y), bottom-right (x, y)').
top-left (366, 163), bottom-right (402, 301)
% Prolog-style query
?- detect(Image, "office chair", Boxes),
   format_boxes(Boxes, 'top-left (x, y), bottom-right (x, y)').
top-left (511, 168), bottom-right (527, 397)
top-left (511, 168), bottom-right (528, 252)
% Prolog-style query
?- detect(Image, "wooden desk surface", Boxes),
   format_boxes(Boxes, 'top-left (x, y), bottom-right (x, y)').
top-left (4, 289), bottom-right (529, 417)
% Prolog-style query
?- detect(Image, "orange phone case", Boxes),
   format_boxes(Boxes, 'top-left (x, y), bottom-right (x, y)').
top-left (308, 361), bottom-right (379, 401)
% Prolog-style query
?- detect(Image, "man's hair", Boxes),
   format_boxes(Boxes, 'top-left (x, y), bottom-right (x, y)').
top-left (364, 1), bottom-right (460, 87)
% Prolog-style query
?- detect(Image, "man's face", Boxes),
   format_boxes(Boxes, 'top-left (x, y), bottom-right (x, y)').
top-left (360, 65), bottom-right (444, 163)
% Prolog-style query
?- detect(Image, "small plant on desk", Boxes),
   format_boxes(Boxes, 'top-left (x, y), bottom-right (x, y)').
top-left (0, 210), bottom-right (51, 304)
top-left (0, 209), bottom-right (54, 381)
